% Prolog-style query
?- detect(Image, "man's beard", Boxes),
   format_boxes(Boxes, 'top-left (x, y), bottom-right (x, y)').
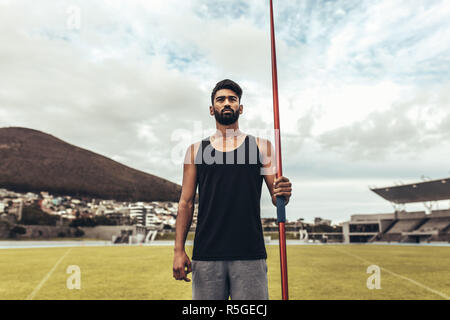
top-left (214, 107), bottom-right (240, 125)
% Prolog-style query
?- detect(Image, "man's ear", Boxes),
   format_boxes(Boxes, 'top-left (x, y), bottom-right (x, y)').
top-left (209, 106), bottom-right (214, 116)
top-left (239, 104), bottom-right (243, 114)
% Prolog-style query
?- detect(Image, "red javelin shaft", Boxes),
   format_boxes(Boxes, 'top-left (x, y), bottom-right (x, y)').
top-left (269, 0), bottom-right (289, 300)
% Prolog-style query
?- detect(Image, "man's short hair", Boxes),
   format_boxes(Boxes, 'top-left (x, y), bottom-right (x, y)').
top-left (211, 79), bottom-right (243, 105)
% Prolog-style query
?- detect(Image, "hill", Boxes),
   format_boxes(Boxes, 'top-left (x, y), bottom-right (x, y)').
top-left (0, 127), bottom-right (181, 202)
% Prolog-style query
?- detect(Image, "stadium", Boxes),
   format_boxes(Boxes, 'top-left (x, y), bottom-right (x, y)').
top-left (343, 177), bottom-right (450, 244)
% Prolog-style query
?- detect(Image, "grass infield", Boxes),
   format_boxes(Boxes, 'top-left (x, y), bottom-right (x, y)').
top-left (0, 244), bottom-right (448, 300)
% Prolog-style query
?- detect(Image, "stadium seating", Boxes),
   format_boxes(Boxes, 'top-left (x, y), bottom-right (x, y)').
top-left (386, 219), bottom-right (425, 234)
top-left (381, 233), bottom-right (402, 242)
top-left (416, 218), bottom-right (450, 232)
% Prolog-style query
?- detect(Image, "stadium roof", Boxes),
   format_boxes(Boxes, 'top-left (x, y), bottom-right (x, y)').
top-left (370, 177), bottom-right (450, 204)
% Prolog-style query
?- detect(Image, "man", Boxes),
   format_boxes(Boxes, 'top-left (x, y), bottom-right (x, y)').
top-left (172, 79), bottom-right (292, 300)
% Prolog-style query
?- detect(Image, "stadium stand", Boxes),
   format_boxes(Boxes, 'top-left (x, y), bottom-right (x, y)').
top-left (386, 218), bottom-right (426, 234)
top-left (416, 218), bottom-right (450, 233)
top-left (343, 177), bottom-right (450, 243)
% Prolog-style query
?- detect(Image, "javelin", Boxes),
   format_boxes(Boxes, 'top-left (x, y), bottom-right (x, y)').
top-left (269, 0), bottom-right (289, 300)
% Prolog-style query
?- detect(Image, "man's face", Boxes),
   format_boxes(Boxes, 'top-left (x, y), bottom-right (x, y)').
top-left (210, 88), bottom-right (242, 125)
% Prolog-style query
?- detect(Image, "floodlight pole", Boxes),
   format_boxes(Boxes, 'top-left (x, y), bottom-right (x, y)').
top-left (269, 0), bottom-right (289, 300)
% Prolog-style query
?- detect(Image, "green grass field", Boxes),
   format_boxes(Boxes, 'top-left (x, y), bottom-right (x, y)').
top-left (0, 244), bottom-right (448, 300)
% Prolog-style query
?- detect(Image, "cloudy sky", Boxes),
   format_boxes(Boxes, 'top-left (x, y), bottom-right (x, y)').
top-left (1, 0), bottom-right (450, 223)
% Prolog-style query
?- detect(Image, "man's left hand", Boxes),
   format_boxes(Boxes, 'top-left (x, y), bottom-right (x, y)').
top-left (272, 176), bottom-right (292, 206)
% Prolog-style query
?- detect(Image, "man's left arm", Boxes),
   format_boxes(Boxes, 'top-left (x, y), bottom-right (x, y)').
top-left (256, 138), bottom-right (292, 206)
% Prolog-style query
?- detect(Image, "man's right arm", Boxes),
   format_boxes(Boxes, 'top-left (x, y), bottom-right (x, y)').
top-left (173, 142), bottom-right (199, 282)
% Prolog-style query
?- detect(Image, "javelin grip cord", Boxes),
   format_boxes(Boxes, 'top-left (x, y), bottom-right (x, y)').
top-left (276, 196), bottom-right (286, 223)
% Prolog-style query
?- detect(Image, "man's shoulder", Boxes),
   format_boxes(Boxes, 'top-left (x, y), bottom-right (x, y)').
top-left (254, 136), bottom-right (273, 152)
top-left (254, 136), bottom-right (271, 144)
top-left (188, 137), bottom-right (209, 149)
top-left (184, 140), bottom-right (205, 165)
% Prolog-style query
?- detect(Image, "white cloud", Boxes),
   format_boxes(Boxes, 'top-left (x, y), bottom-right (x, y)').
top-left (1, 0), bottom-right (450, 222)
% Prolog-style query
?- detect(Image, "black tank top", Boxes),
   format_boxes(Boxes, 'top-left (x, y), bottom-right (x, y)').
top-left (192, 134), bottom-right (267, 261)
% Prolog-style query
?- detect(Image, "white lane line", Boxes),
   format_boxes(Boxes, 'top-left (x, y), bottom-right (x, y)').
top-left (331, 246), bottom-right (449, 300)
top-left (25, 248), bottom-right (72, 300)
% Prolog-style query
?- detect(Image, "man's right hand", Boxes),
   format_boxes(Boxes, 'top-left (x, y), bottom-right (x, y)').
top-left (173, 250), bottom-right (192, 282)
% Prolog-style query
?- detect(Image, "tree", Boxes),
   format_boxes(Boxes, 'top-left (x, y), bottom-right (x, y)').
top-left (69, 215), bottom-right (117, 227)
top-left (74, 228), bottom-right (85, 237)
top-left (20, 204), bottom-right (59, 226)
top-left (9, 225), bottom-right (26, 238)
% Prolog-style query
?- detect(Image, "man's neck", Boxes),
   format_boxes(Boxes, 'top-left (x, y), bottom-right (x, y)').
top-left (213, 129), bottom-right (244, 140)
top-left (213, 123), bottom-right (243, 139)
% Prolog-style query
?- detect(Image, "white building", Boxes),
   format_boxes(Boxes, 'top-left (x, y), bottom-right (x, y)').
top-left (145, 213), bottom-right (161, 227)
top-left (129, 203), bottom-right (145, 226)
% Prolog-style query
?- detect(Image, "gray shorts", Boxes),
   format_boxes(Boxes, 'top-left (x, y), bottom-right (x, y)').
top-left (192, 259), bottom-right (269, 300)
